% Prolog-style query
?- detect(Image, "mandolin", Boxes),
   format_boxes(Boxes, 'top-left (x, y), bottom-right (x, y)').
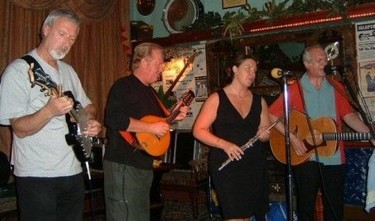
top-left (25, 57), bottom-right (100, 163)
top-left (119, 90), bottom-right (195, 156)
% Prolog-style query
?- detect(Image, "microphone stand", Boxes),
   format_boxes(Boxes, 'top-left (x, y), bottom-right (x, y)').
top-left (281, 75), bottom-right (294, 221)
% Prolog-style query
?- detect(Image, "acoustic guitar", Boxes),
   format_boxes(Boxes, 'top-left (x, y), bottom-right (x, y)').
top-left (164, 51), bottom-right (201, 99)
top-left (270, 110), bottom-right (373, 165)
top-left (119, 90), bottom-right (195, 156)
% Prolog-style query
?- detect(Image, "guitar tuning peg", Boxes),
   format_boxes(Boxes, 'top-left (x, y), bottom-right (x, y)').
top-left (42, 89), bottom-right (52, 97)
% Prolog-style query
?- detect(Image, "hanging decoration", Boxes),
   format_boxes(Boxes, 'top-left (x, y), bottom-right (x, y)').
top-left (136, 0), bottom-right (155, 16)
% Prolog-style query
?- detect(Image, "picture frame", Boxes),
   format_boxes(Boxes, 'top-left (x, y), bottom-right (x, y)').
top-left (222, 0), bottom-right (247, 9)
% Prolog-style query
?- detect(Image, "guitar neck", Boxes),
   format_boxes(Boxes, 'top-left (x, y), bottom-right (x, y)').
top-left (165, 102), bottom-right (183, 124)
top-left (164, 65), bottom-right (189, 98)
top-left (323, 132), bottom-right (373, 141)
top-left (164, 52), bottom-right (200, 99)
top-left (165, 90), bottom-right (194, 124)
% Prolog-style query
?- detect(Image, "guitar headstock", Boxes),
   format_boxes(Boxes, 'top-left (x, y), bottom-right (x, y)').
top-left (187, 51), bottom-right (202, 64)
top-left (181, 90), bottom-right (195, 106)
top-left (27, 63), bottom-right (60, 96)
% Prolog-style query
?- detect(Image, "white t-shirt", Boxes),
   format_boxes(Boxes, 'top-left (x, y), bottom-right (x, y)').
top-left (0, 49), bottom-right (92, 177)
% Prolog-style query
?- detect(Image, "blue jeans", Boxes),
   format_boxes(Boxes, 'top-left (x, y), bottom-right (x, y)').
top-left (16, 173), bottom-right (85, 221)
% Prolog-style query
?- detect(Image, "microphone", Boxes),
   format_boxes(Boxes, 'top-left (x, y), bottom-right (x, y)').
top-left (271, 68), bottom-right (293, 79)
top-left (324, 64), bottom-right (344, 75)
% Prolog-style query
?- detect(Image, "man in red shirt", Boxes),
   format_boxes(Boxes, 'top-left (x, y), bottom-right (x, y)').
top-left (269, 44), bottom-right (374, 221)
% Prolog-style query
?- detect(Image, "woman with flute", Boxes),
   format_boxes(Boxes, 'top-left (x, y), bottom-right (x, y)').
top-left (193, 52), bottom-right (271, 221)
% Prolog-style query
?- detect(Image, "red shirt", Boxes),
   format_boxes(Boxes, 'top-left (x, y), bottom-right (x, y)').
top-left (268, 78), bottom-right (354, 163)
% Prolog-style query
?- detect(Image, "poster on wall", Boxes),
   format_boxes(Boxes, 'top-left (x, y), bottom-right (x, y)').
top-left (152, 43), bottom-right (207, 130)
top-left (355, 20), bottom-right (375, 119)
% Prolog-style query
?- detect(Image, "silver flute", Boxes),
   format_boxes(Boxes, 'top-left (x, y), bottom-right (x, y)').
top-left (218, 117), bottom-right (283, 171)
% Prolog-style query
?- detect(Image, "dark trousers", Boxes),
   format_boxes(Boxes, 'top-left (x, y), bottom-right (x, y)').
top-left (16, 173), bottom-right (85, 221)
top-left (293, 161), bottom-right (345, 221)
top-left (103, 160), bottom-right (153, 221)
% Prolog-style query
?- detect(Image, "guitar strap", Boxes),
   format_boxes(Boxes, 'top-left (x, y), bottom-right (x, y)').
top-left (22, 55), bottom-right (45, 75)
top-left (22, 55), bottom-right (38, 66)
top-left (296, 79), bottom-right (320, 149)
top-left (296, 79), bottom-right (307, 112)
top-left (151, 89), bottom-right (170, 117)
top-left (21, 55), bottom-right (60, 93)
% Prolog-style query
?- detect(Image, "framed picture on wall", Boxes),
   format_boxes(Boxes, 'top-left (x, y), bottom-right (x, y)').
top-left (222, 0), bottom-right (247, 9)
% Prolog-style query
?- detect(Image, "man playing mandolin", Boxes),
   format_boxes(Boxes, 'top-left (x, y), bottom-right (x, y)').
top-left (269, 44), bottom-right (375, 221)
top-left (0, 9), bottom-right (101, 220)
top-left (103, 42), bottom-right (189, 221)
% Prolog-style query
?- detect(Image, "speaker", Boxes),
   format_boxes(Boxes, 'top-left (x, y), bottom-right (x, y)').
top-left (172, 130), bottom-right (196, 170)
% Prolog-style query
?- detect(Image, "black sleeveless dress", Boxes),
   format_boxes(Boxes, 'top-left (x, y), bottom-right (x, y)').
top-left (209, 89), bottom-right (268, 219)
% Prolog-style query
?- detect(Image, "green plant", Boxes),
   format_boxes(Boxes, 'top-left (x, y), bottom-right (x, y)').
top-left (262, 0), bottom-right (290, 21)
top-left (222, 11), bottom-right (247, 40)
top-left (184, 0), bottom-right (373, 39)
top-left (184, 11), bottom-right (223, 32)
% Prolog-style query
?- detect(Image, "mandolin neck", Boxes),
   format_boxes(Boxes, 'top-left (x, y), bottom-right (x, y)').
top-left (166, 102), bottom-right (183, 124)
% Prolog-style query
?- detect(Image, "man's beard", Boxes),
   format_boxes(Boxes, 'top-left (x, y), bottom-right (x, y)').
top-left (49, 48), bottom-right (69, 60)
